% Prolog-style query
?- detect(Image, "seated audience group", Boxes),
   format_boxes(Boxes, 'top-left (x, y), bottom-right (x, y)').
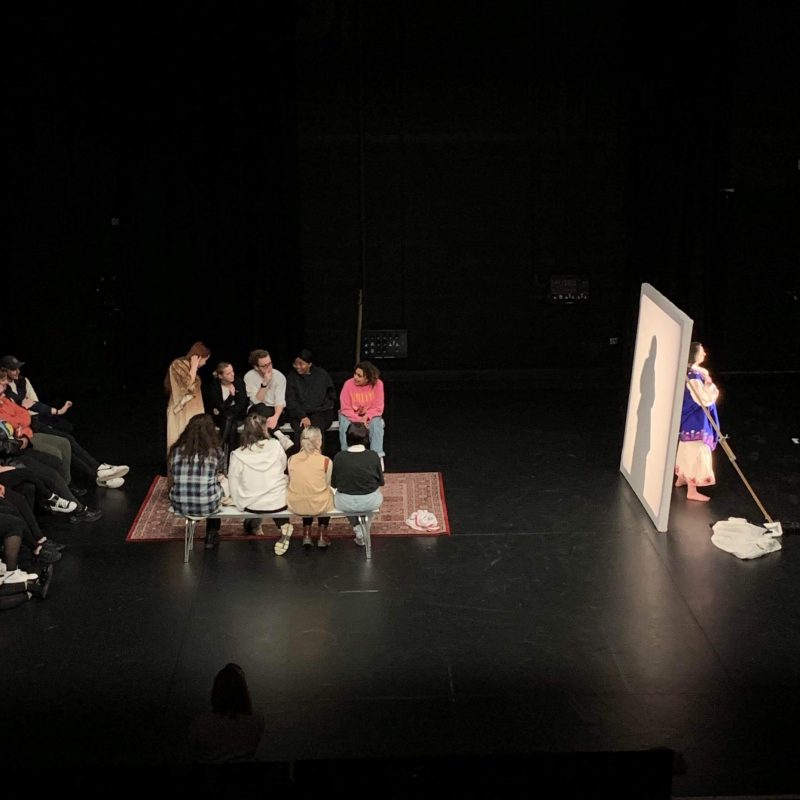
top-left (167, 345), bottom-right (386, 555)
top-left (0, 354), bottom-right (130, 602)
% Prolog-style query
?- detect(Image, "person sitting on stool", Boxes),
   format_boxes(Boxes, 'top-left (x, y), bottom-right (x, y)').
top-left (338, 360), bottom-right (385, 470)
top-left (285, 349), bottom-right (335, 452)
top-left (204, 361), bottom-right (248, 469)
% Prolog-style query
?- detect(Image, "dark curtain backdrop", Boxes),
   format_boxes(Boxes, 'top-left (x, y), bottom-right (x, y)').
top-left (6, 5), bottom-right (299, 391)
top-left (5, 1), bottom-right (799, 397)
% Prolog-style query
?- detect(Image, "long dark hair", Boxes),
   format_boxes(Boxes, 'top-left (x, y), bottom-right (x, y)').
top-left (169, 414), bottom-right (220, 462)
top-left (688, 341), bottom-right (703, 366)
top-left (211, 662), bottom-right (253, 717)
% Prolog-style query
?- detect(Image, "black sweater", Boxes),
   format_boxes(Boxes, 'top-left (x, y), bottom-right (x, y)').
top-left (331, 449), bottom-right (384, 495)
top-left (286, 367), bottom-right (335, 418)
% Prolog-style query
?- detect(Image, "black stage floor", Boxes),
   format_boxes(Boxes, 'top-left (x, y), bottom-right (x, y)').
top-left (3, 371), bottom-right (800, 797)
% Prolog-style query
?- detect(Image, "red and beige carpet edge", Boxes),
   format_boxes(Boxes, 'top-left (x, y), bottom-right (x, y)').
top-left (126, 472), bottom-right (450, 542)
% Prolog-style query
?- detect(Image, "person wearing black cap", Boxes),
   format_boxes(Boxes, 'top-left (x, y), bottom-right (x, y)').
top-left (285, 349), bottom-right (336, 452)
top-left (1, 360), bottom-right (129, 490)
top-left (0, 356), bottom-right (71, 432)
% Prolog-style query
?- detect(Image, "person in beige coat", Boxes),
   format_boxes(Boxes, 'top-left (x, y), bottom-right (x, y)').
top-left (165, 341), bottom-right (210, 455)
top-left (287, 426), bottom-right (336, 548)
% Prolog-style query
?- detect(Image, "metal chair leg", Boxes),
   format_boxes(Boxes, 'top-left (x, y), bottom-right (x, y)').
top-left (184, 519), bottom-right (196, 563)
top-left (359, 513), bottom-right (373, 561)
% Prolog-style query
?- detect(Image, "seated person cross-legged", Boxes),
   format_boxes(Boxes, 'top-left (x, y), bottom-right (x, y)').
top-left (168, 414), bottom-right (226, 550)
top-left (227, 414), bottom-right (293, 557)
top-left (338, 360), bottom-right (385, 469)
top-left (287, 426), bottom-right (336, 549)
top-left (330, 422), bottom-right (384, 547)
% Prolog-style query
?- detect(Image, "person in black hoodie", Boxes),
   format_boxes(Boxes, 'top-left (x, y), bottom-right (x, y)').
top-left (285, 349), bottom-right (336, 451)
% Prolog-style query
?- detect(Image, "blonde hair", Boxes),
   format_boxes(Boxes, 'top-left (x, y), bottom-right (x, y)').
top-left (300, 426), bottom-right (323, 454)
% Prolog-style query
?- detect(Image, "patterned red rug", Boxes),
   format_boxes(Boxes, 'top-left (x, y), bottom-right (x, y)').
top-left (126, 472), bottom-right (450, 542)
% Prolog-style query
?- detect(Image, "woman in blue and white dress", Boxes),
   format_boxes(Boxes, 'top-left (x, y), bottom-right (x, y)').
top-left (675, 342), bottom-right (720, 502)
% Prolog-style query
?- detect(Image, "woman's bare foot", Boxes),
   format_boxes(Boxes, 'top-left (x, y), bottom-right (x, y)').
top-left (675, 476), bottom-right (687, 487)
top-left (687, 484), bottom-right (710, 502)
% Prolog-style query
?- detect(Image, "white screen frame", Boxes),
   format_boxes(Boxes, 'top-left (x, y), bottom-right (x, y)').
top-left (620, 284), bottom-right (693, 532)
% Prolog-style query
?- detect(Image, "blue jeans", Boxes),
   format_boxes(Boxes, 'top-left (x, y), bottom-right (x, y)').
top-left (338, 415), bottom-right (385, 456)
top-left (333, 489), bottom-right (383, 539)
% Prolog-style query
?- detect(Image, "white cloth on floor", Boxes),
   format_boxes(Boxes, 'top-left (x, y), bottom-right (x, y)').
top-left (405, 509), bottom-right (441, 532)
top-left (711, 516), bottom-right (782, 559)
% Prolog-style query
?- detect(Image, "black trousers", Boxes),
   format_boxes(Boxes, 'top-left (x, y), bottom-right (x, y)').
top-left (214, 413), bottom-right (245, 470)
top-left (248, 405), bottom-right (284, 433)
top-left (31, 418), bottom-right (100, 479)
top-left (287, 409), bottom-right (336, 452)
top-left (0, 494), bottom-right (40, 549)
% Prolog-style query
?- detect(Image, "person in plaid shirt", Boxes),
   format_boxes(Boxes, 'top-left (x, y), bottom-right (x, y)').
top-left (168, 414), bottom-right (225, 549)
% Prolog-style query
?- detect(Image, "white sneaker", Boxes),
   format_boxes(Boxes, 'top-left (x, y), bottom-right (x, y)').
top-left (274, 523), bottom-right (293, 555)
top-left (49, 496), bottom-right (78, 513)
top-left (2, 568), bottom-right (40, 585)
top-left (275, 432), bottom-right (294, 452)
top-left (97, 464), bottom-right (130, 480)
top-left (96, 476), bottom-right (125, 489)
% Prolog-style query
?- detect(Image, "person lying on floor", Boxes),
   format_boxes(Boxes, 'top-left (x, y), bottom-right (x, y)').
top-left (227, 413), bottom-right (292, 556)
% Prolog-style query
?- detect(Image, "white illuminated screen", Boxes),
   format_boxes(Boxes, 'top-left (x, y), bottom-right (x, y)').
top-left (620, 284), bottom-right (693, 532)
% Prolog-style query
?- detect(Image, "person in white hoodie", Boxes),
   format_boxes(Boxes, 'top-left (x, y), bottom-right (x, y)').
top-left (227, 413), bottom-right (293, 556)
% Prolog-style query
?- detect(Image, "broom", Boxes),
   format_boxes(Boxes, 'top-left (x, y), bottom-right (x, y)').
top-left (686, 380), bottom-right (784, 535)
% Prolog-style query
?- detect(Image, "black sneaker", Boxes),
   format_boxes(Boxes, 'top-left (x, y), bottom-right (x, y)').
top-left (68, 507), bottom-right (103, 524)
top-left (69, 486), bottom-right (88, 498)
top-left (36, 548), bottom-right (62, 564)
top-left (41, 539), bottom-right (66, 552)
top-left (29, 564), bottom-right (54, 599)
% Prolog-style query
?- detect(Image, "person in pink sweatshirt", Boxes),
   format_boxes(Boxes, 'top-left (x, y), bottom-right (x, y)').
top-left (338, 361), bottom-right (385, 465)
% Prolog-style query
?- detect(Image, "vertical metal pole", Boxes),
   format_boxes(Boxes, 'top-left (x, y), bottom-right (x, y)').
top-left (355, 289), bottom-right (363, 363)
top-left (356, 0), bottom-right (366, 365)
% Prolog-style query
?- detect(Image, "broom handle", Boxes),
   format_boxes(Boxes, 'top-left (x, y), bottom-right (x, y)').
top-left (686, 379), bottom-right (774, 523)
